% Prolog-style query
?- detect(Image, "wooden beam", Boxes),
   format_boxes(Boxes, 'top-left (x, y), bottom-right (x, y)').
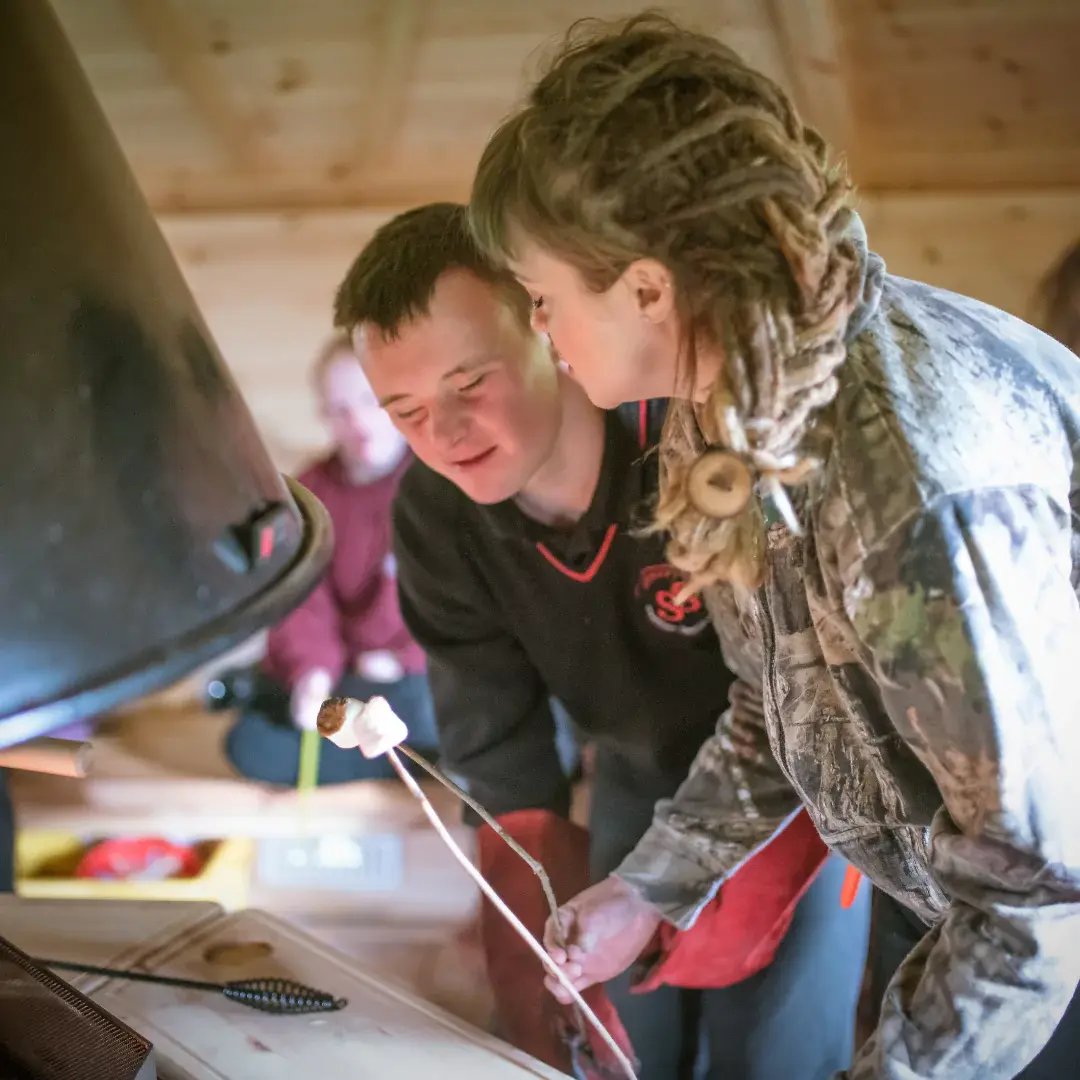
top-left (352, 0), bottom-right (427, 166)
top-left (120, 0), bottom-right (267, 173)
top-left (764, 0), bottom-right (855, 160)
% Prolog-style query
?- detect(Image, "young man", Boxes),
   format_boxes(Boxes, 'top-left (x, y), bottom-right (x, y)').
top-left (224, 334), bottom-right (438, 785)
top-left (332, 203), bottom-right (870, 1080)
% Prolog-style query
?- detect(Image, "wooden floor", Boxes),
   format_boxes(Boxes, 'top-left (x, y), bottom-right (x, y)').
top-left (8, 702), bottom-right (500, 1032)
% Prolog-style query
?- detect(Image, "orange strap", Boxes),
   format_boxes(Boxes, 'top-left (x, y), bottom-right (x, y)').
top-left (840, 864), bottom-right (863, 909)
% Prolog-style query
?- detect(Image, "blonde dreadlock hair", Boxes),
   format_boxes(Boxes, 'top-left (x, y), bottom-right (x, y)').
top-left (470, 13), bottom-right (867, 593)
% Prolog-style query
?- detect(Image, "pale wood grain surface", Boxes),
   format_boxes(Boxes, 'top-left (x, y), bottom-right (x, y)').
top-left (0, 899), bottom-right (566, 1079)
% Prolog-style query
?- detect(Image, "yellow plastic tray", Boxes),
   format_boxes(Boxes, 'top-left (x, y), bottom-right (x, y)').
top-left (15, 831), bottom-right (254, 910)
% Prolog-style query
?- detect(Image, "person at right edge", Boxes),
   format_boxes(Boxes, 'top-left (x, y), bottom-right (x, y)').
top-left (467, 13), bottom-right (1080, 1079)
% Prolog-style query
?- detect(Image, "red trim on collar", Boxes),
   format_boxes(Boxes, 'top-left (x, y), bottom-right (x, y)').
top-left (535, 523), bottom-right (618, 583)
top-left (638, 400), bottom-right (647, 449)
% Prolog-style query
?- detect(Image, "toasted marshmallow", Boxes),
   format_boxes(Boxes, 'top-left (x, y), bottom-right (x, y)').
top-left (316, 695), bottom-right (408, 758)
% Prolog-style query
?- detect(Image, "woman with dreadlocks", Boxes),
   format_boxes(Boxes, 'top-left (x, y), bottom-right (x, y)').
top-left (469, 14), bottom-right (1080, 1080)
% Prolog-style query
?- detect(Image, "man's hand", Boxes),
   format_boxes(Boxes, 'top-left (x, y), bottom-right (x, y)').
top-left (290, 668), bottom-right (334, 731)
top-left (542, 874), bottom-right (662, 1002)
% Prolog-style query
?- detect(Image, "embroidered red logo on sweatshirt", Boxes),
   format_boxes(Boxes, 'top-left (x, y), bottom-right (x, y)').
top-left (635, 564), bottom-right (710, 636)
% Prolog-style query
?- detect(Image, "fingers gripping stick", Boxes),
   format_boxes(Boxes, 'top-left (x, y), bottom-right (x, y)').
top-left (315, 695), bottom-right (639, 1080)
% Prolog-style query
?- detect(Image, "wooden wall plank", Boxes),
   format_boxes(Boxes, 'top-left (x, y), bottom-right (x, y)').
top-left (161, 207), bottom-right (398, 469)
top-left (158, 189), bottom-right (1080, 474)
top-left (858, 188), bottom-right (1080, 318)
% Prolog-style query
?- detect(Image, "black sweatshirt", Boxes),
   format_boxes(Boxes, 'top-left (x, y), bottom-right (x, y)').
top-left (393, 402), bottom-right (736, 819)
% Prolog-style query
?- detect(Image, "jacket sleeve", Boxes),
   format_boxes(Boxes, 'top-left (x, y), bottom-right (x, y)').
top-left (393, 478), bottom-right (569, 819)
top-left (844, 485), bottom-right (1080, 1080)
top-left (265, 574), bottom-right (348, 689)
top-left (614, 585), bottom-right (802, 929)
top-left (264, 464), bottom-right (347, 688)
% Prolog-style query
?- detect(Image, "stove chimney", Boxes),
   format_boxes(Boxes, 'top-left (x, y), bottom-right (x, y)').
top-left (0, 0), bottom-right (332, 749)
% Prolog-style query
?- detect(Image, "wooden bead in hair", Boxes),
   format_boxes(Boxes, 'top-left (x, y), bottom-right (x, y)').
top-left (686, 448), bottom-right (754, 518)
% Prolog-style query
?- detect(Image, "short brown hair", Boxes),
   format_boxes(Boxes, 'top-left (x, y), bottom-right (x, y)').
top-left (333, 202), bottom-right (532, 339)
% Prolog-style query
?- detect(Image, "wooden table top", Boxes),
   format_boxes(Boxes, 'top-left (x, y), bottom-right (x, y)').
top-left (0, 897), bottom-right (567, 1080)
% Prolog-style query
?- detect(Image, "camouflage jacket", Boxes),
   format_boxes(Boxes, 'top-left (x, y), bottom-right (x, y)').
top-left (616, 243), bottom-right (1080, 1078)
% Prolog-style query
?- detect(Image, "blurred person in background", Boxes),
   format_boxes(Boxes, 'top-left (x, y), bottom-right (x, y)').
top-left (223, 333), bottom-right (439, 784)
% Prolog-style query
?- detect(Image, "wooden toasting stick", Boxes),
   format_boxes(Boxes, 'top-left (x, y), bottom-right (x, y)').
top-left (0, 737), bottom-right (92, 777)
top-left (316, 695), bottom-right (638, 1080)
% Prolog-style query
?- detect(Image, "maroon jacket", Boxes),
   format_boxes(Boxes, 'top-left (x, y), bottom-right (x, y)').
top-left (264, 453), bottom-right (424, 689)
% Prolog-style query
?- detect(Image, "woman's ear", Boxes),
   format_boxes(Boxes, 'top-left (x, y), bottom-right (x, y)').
top-left (622, 258), bottom-right (676, 323)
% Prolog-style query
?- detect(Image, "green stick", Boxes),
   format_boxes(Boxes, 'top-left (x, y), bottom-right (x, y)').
top-left (297, 728), bottom-right (321, 792)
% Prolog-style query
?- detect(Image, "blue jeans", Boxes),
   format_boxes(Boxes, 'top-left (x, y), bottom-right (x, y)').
top-left (224, 671), bottom-right (438, 785)
top-left (590, 750), bottom-right (870, 1080)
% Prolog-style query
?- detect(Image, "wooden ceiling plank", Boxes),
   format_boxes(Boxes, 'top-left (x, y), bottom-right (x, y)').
top-left (119, 0), bottom-right (269, 173)
top-left (764, 0), bottom-right (856, 160)
top-left (351, 0), bottom-right (427, 171)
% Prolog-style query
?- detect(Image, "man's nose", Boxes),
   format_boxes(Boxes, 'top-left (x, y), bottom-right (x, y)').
top-left (431, 399), bottom-right (469, 447)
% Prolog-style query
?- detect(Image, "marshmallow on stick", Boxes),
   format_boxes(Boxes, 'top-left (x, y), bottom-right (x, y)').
top-left (314, 694), bottom-right (638, 1080)
top-left (317, 695), bottom-right (408, 757)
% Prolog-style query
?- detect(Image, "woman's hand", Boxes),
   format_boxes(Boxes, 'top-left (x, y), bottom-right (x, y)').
top-left (542, 875), bottom-right (661, 1002)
